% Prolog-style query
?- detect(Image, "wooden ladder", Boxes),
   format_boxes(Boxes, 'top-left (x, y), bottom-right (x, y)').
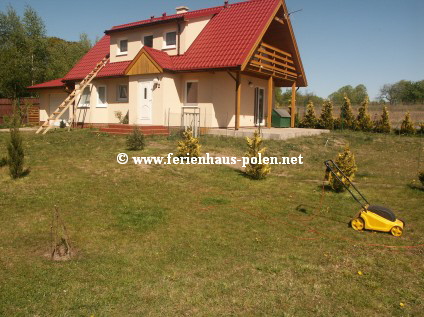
top-left (36, 55), bottom-right (110, 134)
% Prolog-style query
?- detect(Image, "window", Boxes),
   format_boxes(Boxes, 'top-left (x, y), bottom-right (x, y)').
top-left (143, 35), bottom-right (153, 48)
top-left (185, 81), bottom-right (198, 106)
top-left (78, 86), bottom-right (91, 108)
top-left (117, 84), bottom-right (128, 102)
top-left (97, 85), bottom-right (107, 107)
top-left (117, 39), bottom-right (128, 55)
top-left (163, 31), bottom-right (177, 49)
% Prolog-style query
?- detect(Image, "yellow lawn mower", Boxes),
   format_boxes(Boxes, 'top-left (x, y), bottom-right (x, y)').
top-left (324, 160), bottom-right (405, 237)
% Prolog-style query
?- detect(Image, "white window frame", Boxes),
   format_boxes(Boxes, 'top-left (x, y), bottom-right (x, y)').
top-left (142, 34), bottom-right (154, 48)
top-left (78, 85), bottom-right (91, 108)
top-left (162, 30), bottom-right (177, 50)
top-left (117, 38), bottom-right (128, 56)
top-left (184, 80), bottom-right (199, 107)
top-left (117, 84), bottom-right (129, 102)
top-left (97, 85), bottom-right (107, 108)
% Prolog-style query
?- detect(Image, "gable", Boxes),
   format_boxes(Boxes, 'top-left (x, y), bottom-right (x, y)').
top-left (125, 52), bottom-right (162, 75)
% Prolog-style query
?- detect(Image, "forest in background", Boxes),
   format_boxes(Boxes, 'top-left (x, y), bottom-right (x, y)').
top-left (0, 5), bottom-right (93, 98)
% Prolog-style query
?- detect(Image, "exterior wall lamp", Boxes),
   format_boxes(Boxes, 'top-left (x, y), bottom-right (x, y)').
top-left (153, 77), bottom-right (161, 88)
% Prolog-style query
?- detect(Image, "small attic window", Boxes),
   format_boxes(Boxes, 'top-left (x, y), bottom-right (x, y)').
top-left (143, 35), bottom-right (153, 48)
top-left (117, 39), bottom-right (128, 55)
top-left (163, 31), bottom-right (177, 49)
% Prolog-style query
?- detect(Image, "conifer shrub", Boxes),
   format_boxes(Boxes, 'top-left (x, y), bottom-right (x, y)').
top-left (126, 127), bottom-right (145, 151)
top-left (400, 111), bottom-right (415, 135)
top-left (374, 106), bottom-right (391, 133)
top-left (327, 145), bottom-right (358, 192)
top-left (419, 171), bottom-right (424, 187)
top-left (0, 157), bottom-right (7, 167)
top-left (177, 127), bottom-right (201, 157)
top-left (339, 95), bottom-right (356, 130)
top-left (419, 122), bottom-right (424, 134)
top-left (245, 130), bottom-right (271, 180)
top-left (7, 114), bottom-right (29, 179)
top-left (319, 100), bottom-right (334, 130)
top-left (301, 101), bottom-right (318, 128)
top-left (59, 120), bottom-right (66, 129)
top-left (356, 97), bottom-right (373, 131)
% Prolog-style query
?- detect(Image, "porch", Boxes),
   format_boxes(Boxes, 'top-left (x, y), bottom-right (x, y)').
top-left (206, 127), bottom-right (330, 141)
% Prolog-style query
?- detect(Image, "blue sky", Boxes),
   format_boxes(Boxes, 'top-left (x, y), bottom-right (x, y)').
top-left (2, 0), bottom-right (423, 100)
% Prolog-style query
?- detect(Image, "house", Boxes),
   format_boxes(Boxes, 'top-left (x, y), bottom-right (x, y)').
top-left (28, 0), bottom-right (307, 132)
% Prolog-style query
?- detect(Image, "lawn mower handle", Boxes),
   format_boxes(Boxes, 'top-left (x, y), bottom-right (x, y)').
top-left (324, 160), bottom-right (370, 210)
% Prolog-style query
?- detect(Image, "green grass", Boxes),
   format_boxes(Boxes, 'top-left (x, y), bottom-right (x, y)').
top-left (0, 129), bottom-right (423, 316)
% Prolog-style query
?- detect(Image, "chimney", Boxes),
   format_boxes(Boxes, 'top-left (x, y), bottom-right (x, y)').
top-left (176, 6), bottom-right (189, 14)
top-left (224, 1), bottom-right (229, 8)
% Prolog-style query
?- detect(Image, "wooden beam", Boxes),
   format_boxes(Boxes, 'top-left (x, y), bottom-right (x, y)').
top-left (290, 81), bottom-right (296, 128)
top-left (274, 16), bottom-right (285, 26)
top-left (261, 42), bottom-right (292, 58)
top-left (267, 76), bottom-right (273, 128)
top-left (235, 72), bottom-right (241, 130)
top-left (249, 60), bottom-right (298, 78)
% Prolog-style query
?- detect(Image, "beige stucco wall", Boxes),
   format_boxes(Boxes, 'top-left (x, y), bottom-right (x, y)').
top-left (37, 88), bottom-right (68, 122)
top-left (110, 15), bottom-right (213, 63)
top-left (73, 77), bottom-right (130, 124)
top-left (36, 71), bottom-right (270, 129)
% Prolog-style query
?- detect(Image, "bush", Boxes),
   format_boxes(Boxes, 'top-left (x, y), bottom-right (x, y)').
top-left (7, 115), bottom-right (28, 179)
top-left (356, 97), bottom-right (373, 131)
top-left (301, 101), bottom-right (318, 128)
top-left (177, 128), bottom-right (201, 157)
top-left (419, 122), bottom-right (424, 134)
top-left (126, 127), bottom-right (145, 151)
top-left (374, 106), bottom-right (391, 133)
top-left (328, 145), bottom-right (358, 192)
top-left (0, 157), bottom-right (7, 167)
top-left (60, 120), bottom-right (66, 129)
top-left (400, 111), bottom-right (415, 135)
top-left (319, 100), bottom-right (334, 130)
top-left (418, 171), bottom-right (424, 187)
top-left (339, 95), bottom-right (356, 130)
top-left (245, 130), bottom-right (271, 180)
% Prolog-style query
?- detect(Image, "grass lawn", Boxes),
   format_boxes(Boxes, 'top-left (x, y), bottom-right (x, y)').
top-left (0, 129), bottom-right (423, 316)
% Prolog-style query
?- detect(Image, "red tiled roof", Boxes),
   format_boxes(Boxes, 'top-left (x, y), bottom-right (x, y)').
top-left (97, 60), bottom-right (132, 77)
top-left (107, 6), bottom-right (223, 33)
top-left (62, 35), bottom-right (110, 81)
top-left (27, 78), bottom-right (65, 89)
top-left (172, 0), bottom-right (280, 70)
top-left (143, 46), bottom-right (174, 70)
top-left (34, 0), bottom-right (299, 89)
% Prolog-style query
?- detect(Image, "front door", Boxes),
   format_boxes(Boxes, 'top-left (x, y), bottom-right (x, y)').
top-left (138, 80), bottom-right (152, 124)
top-left (254, 87), bottom-right (265, 126)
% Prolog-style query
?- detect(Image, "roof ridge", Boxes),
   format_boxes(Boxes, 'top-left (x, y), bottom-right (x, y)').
top-left (107, 1), bottom-right (250, 32)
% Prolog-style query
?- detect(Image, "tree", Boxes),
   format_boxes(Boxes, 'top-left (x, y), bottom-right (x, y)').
top-left (7, 102), bottom-right (29, 179)
top-left (379, 80), bottom-right (424, 104)
top-left (177, 128), bottom-right (201, 158)
top-left (126, 127), bottom-right (145, 151)
top-left (339, 95), bottom-right (355, 129)
top-left (374, 106), bottom-right (391, 133)
top-left (356, 97), bottom-right (373, 131)
top-left (301, 101), bottom-right (318, 128)
top-left (329, 84), bottom-right (368, 105)
top-left (319, 100), bottom-right (334, 129)
top-left (327, 146), bottom-right (357, 192)
top-left (400, 112), bottom-right (415, 134)
top-left (244, 130), bottom-right (271, 180)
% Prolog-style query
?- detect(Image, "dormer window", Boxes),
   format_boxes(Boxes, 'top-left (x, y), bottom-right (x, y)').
top-left (163, 31), bottom-right (177, 49)
top-left (117, 39), bottom-right (128, 55)
top-left (143, 35), bottom-right (153, 48)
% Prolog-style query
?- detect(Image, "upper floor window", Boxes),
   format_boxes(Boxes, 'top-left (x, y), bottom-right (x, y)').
top-left (163, 31), bottom-right (177, 49)
top-left (143, 35), bottom-right (153, 48)
top-left (117, 39), bottom-right (128, 55)
top-left (117, 84), bottom-right (128, 102)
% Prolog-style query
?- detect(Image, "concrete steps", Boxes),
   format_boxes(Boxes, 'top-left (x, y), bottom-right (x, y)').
top-left (99, 124), bottom-right (169, 136)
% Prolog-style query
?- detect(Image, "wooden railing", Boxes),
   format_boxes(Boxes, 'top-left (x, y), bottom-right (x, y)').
top-left (247, 42), bottom-right (298, 80)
